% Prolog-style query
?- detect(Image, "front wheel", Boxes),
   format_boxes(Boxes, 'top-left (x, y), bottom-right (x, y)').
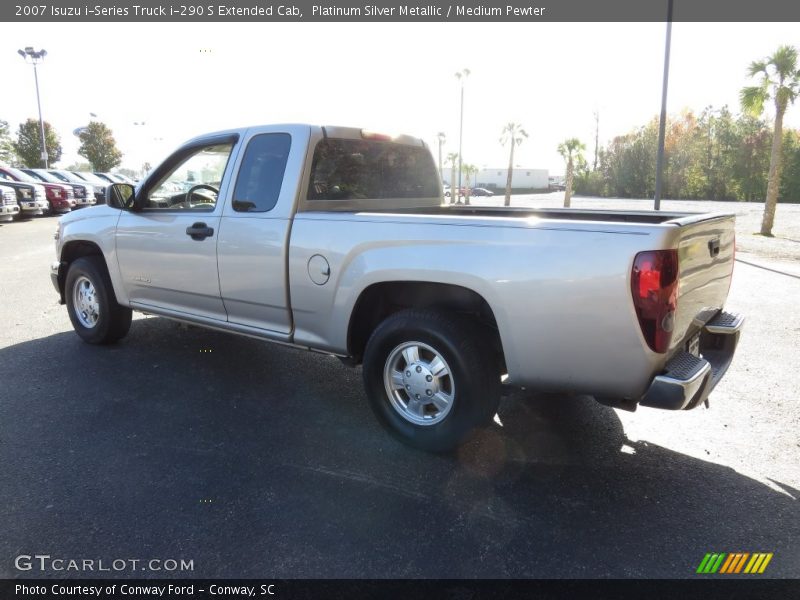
top-left (362, 309), bottom-right (501, 452)
top-left (65, 256), bottom-right (132, 344)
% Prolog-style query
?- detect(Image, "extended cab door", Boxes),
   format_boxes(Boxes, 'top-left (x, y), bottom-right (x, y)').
top-left (115, 135), bottom-right (239, 321)
top-left (216, 126), bottom-right (308, 335)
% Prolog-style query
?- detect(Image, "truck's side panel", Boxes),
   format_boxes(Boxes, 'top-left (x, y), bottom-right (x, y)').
top-left (115, 137), bottom-right (242, 322)
top-left (216, 125), bottom-right (311, 335)
top-left (58, 206), bottom-right (125, 300)
top-left (288, 212), bottom-right (679, 399)
top-left (117, 211), bottom-right (228, 321)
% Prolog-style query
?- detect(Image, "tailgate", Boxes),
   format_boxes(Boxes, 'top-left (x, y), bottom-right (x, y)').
top-left (670, 213), bottom-right (735, 355)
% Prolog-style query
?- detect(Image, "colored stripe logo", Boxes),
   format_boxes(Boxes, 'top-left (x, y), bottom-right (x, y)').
top-left (696, 552), bottom-right (773, 574)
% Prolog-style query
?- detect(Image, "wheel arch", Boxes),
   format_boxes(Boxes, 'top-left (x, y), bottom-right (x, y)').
top-left (56, 241), bottom-right (106, 303)
top-left (347, 281), bottom-right (506, 372)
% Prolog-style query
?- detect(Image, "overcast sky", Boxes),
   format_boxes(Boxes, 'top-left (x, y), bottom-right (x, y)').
top-left (2, 22), bottom-right (798, 175)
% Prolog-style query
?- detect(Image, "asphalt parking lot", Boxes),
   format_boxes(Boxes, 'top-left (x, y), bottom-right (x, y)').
top-left (1, 204), bottom-right (798, 579)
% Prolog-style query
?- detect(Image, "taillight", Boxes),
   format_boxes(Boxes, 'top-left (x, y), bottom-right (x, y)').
top-left (631, 249), bottom-right (679, 353)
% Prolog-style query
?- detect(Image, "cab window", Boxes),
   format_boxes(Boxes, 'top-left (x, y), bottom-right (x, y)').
top-left (232, 133), bottom-right (291, 213)
top-left (145, 143), bottom-right (234, 210)
top-left (307, 139), bottom-right (439, 201)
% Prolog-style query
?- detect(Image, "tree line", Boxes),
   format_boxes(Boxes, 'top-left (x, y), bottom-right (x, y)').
top-left (573, 43), bottom-right (799, 237)
top-left (573, 106), bottom-right (800, 205)
top-left (0, 118), bottom-right (123, 172)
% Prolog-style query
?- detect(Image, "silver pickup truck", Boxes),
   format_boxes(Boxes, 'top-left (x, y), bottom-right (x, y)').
top-left (50, 124), bottom-right (743, 451)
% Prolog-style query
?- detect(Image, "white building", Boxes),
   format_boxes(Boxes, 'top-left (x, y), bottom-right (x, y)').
top-left (474, 168), bottom-right (549, 190)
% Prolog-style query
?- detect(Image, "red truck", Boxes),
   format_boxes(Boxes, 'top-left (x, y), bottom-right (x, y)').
top-left (0, 166), bottom-right (75, 214)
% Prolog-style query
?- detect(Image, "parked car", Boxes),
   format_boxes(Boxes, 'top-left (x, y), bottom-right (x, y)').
top-left (0, 166), bottom-right (74, 214)
top-left (93, 172), bottom-right (123, 184)
top-left (0, 184), bottom-right (20, 222)
top-left (0, 177), bottom-right (48, 219)
top-left (52, 124), bottom-right (742, 452)
top-left (443, 185), bottom-right (464, 198)
top-left (112, 173), bottom-right (137, 184)
top-left (471, 187), bottom-right (494, 197)
top-left (47, 170), bottom-right (99, 206)
top-left (23, 168), bottom-right (91, 208)
top-left (73, 172), bottom-right (109, 203)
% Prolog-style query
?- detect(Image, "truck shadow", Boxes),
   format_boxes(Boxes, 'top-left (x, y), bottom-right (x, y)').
top-left (1, 317), bottom-right (797, 578)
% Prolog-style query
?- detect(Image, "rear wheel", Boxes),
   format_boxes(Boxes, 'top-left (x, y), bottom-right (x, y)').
top-left (65, 256), bottom-right (132, 344)
top-left (363, 309), bottom-right (500, 452)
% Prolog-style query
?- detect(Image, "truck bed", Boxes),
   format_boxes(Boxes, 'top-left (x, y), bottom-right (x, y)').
top-left (388, 205), bottom-right (721, 225)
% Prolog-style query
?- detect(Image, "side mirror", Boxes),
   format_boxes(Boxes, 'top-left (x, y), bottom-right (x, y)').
top-left (106, 183), bottom-right (136, 210)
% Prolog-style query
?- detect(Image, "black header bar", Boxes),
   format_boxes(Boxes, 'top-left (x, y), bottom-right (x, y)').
top-left (2, 579), bottom-right (799, 600)
top-left (3, 0), bottom-right (800, 22)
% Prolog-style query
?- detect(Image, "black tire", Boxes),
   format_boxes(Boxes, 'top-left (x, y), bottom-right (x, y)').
top-left (362, 309), bottom-right (501, 452)
top-left (65, 256), bottom-right (132, 344)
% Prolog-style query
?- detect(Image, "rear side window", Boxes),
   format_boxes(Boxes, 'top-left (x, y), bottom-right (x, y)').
top-left (232, 133), bottom-right (291, 212)
top-left (307, 139), bottom-right (439, 201)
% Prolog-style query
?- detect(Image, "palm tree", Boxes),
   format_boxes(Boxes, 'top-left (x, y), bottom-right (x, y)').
top-left (740, 45), bottom-right (800, 236)
top-left (558, 138), bottom-right (586, 208)
top-left (446, 152), bottom-right (459, 204)
top-left (500, 123), bottom-right (528, 206)
top-left (461, 163), bottom-right (478, 206)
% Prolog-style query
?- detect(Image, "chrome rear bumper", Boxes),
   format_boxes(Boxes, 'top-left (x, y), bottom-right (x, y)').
top-left (639, 311), bottom-right (743, 410)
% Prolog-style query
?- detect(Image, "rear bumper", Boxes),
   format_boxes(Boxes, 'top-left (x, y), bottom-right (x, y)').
top-left (639, 310), bottom-right (743, 410)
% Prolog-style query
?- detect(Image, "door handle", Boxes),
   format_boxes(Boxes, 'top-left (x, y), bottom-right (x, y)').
top-left (708, 238), bottom-right (720, 257)
top-left (186, 222), bottom-right (214, 241)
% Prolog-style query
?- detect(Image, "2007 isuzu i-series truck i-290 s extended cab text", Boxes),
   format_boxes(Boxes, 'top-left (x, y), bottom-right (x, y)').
top-left (50, 124), bottom-right (743, 451)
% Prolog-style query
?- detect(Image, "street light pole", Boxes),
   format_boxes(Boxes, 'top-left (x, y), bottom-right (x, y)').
top-left (654, 0), bottom-right (673, 210)
top-left (455, 68), bottom-right (470, 204)
top-left (436, 132), bottom-right (446, 178)
top-left (18, 47), bottom-right (49, 168)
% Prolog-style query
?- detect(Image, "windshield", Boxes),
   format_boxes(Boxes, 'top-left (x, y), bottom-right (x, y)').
top-left (49, 171), bottom-right (82, 183)
top-left (99, 173), bottom-right (123, 182)
top-left (75, 172), bottom-right (108, 185)
top-left (3, 167), bottom-right (37, 183)
top-left (23, 169), bottom-right (59, 183)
